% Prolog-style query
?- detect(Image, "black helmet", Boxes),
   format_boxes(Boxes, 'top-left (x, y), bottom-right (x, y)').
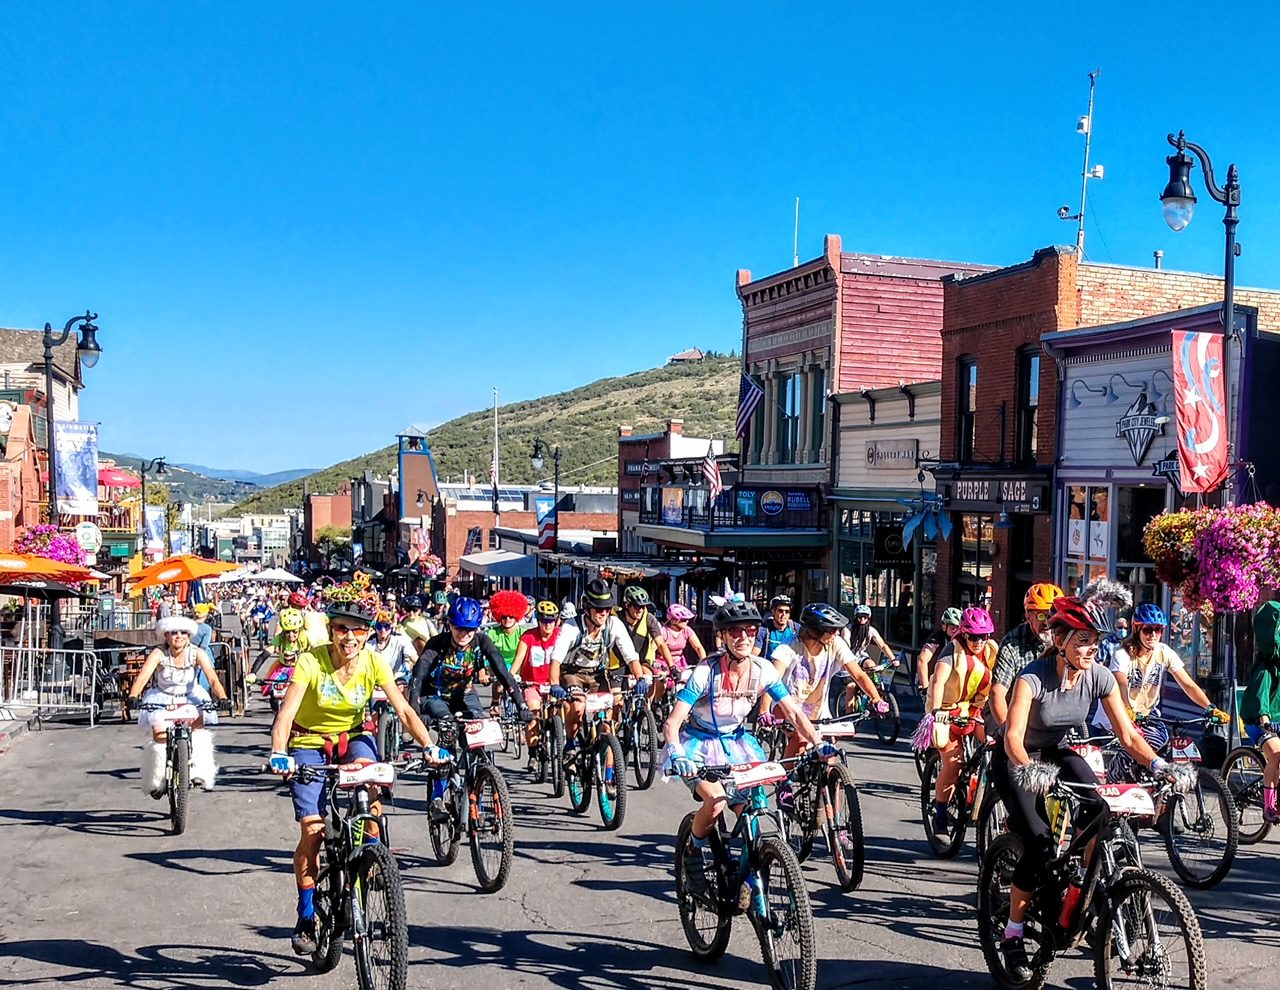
top-left (799, 602), bottom-right (849, 631)
top-left (582, 578), bottom-right (616, 610)
top-left (326, 599), bottom-right (377, 627)
top-left (402, 594), bottom-right (424, 611)
top-left (713, 601), bottom-right (763, 631)
top-left (769, 595), bottom-right (793, 609)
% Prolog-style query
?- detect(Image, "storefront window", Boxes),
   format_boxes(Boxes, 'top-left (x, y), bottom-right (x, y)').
top-left (956, 514), bottom-right (994, 607)
top-left (958, 358), bottom-right (977, 463)
top-left (1016, 349), bottom-right (1040, 463)
top-left (1063, 485), bottom-right (1110, 595)
top-left (776, 372), bottom-right (802, 464)
top-left (836, 509), bottom-right (931, 647)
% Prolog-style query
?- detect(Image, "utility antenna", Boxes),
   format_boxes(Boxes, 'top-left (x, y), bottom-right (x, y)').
top-left (793, 197), bottom-right (800, 268)
top-left (1056, 69), bottom-right (1103, 257)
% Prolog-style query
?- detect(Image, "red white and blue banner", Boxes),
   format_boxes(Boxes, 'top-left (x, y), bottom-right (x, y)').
top-left (535, 495), bottom-right (557, 551)
top-left (53, 421), bottom-right (99, 516)
top-left (1171, 329), bottom-right (1230, 494)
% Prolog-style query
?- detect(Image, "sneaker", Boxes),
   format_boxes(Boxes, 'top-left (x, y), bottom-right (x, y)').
top-left (932, 806), bottom-right (950, 839)
top-left (526, 755), bottom-right (540, 774)
top-left (1263, 804), bottom-right (1280, 825)
top-left (291, 917), bottom-right (318, 956)
top-left (1000, 936), bottom-right (1033, 982)
top-left (429, 797), bottom-right (451, 823)
top-left (682, 843), bottom-right (710, 898)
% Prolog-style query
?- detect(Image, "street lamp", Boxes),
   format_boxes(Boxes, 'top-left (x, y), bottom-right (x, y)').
top-left (138, 457), bottom-right (167, 559)
top-left (43, 312), bottom-right (102, 528)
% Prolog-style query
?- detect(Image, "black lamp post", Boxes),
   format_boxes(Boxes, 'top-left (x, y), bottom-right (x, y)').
top-left (42, 312), bottom-right (101, 649)
top-left (138, 457), bottom-right (167, 559)
top-left (532, 438), bottom-right (561, 598)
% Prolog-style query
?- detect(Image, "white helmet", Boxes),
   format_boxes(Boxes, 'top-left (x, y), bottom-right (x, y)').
top-left (559, 601), bottom-right (578, 619)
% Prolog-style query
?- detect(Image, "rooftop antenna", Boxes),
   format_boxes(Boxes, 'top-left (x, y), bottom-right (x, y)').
top-left (793, 197), bottom-right (800, 268)
top-left (1056, 69), bottom-right (1103, 256)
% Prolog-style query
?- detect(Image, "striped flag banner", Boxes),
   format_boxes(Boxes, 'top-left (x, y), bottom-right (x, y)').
top-left (464, 526), bottom-right (482, 555)
top-left (735, 373), bottom-right (765, 437)
top-left (702, 440), bottom-right (723, 501)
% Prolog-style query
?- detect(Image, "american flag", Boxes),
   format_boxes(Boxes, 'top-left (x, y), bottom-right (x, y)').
top-left (702, 440), bottom-right (723, 501)
top-left (735, 373), bottom-right (765, 438)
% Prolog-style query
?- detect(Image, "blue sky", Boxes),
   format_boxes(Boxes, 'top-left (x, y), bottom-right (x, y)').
top-left (2, 4), bottom-right (1277, 473)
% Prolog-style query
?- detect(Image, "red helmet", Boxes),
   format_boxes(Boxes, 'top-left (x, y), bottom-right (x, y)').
top-left (288, 591), bottom-right (308, 609)
top-left (1048, 596), bottom-right (1111, 634)
top-left (958, 606), bottom-right (995, 637)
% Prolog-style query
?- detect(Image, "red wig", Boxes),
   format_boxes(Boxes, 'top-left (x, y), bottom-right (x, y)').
top-left (489, 590), bottom-right (529, 621)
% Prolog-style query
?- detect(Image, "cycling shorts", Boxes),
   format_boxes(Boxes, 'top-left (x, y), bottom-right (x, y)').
top-left (288, 734), bottom-right (378, 822)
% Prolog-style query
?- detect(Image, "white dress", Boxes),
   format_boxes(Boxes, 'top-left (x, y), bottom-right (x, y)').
top-left (137, 646), bottom-right (216, 731)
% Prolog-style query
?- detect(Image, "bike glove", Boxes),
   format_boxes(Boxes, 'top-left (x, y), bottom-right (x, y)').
top-left (671, 756), bottom-right (698, 778)
top-left (424, 745), bottom-right (450, 764)
top-left (549, 685), bottom-right (567, 701)
top-left (635, 677), bottom-right (651, 698)
top-left (873, 700), bottom-right (890, 715)
top-left (269, 752), bottom-right (295, 774)
top-left (518, 707), bottom-right (535, 723)
top-left (1204, 706), bottom-right (1230, 724)
top-left (815, 742), bottom-right (840, 759)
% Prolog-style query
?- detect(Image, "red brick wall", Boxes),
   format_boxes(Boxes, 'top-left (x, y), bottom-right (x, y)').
top-left (1077, 263), bottom-right (1280, 330)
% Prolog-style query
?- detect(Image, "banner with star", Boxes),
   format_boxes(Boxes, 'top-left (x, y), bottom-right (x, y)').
top-left (1171, 329), bottom-right (1229, 494)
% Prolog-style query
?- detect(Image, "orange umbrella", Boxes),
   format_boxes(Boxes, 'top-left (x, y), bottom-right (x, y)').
top-left (0, 553), bottom-right (94, 584)
top-left (128, 554), bottom-right (240, 594)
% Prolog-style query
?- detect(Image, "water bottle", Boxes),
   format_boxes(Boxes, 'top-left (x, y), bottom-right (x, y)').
top-left (1059, 870), bottom-right (1084, 928)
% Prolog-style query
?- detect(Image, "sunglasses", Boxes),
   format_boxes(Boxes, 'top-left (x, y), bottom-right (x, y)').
top-left (722, 624), bottom-right (760, 638)
top-left (538, 616), bottom-right (557, 623)
top-left (587, 606), bottom-right (612, 614)
top-left (962, 632), bottom-right (990, 642)
top-left (1138, 625), bottom-right (1164, 635)
top-left (450, 624), bottom-right (478, 634)
top-left (332, 623), bottom-right (371, 636)
top-left (1028, 610), bottom-right (1051, 622)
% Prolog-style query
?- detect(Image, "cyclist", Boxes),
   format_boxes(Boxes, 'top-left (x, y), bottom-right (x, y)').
top-left (991, 585), bottom-right (1063, 726)
top-left (657, 603), bottom-right (705, 702)
top-left (558, 601), bottom-right (579, 633)
top-left (921, 605), bottom-right (996, 838)
top-left (754, 594), bottom-right (799, 660)
top-left (1091, 602), bottom-right (1226, 739)
top-left (834, 603), bottom-right (895, 711)
top-left (663, 600), bottom-right (832, 891)
top-left (1243, 600), bottom-right (1280, 823)
top-left (370, 609), bottom-right (418, 683)
top-left (915, 606), bottom-right (962, 694)
top-left (993, 596), bottom-right (1175, 980)
top-left (399, 594), bottom-right (436, 655)
top-left (511, 599), bottom-right (563, 769)
top-left (128, 616), bottom-right (231, 796)
top-left (619, 585), bottom-right (675, 683)
top-left (260, 608), bottom-right (309, 698)
top-left (268, 596), bottom-right (437, 957)
top-left (548, 578), bottom-right (645, 758)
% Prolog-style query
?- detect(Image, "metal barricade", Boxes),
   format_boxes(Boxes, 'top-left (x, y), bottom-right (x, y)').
top-left (0, 645), bottom-right (105, 725)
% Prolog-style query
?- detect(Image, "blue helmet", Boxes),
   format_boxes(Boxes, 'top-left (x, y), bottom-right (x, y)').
top-left (447, 596), bottom-right (484, 630)
top-left (1132, 603), bottom-right (1167, 627)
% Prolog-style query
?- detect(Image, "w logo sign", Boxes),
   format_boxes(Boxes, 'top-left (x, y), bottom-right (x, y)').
top-left (1115, 393), bottom-right (1163, 467)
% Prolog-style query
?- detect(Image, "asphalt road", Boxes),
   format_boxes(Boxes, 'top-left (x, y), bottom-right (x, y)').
top-left (0, 694), bottom-right (1275, 989)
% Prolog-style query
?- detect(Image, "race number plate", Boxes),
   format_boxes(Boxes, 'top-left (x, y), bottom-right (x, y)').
top-left (817, 721), bottom-right (860, 739)
top-left (337, 762), bottom-right (396, 788)
top-left (1071, 743), bottom-right (1107, 781)
top-left (371, 689), bottom-right (389, 703)
top-left (584, 692), bottom-right (613, 715)
top-left (730, 761), bottom-right (789, 789)
top-left (1171, 737), bottom-right (1201, 763)
top-left (160, 703), bottom-right (201, 724)
top-left (1095, 783), bottom-right (1156, 818)
top-left (271, 682), bottom-right (289, 699)
top-left (465, 719), bottom-right (504, 749)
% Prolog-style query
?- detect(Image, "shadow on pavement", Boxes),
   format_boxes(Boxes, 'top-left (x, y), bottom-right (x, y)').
top-left (0, 806), bottom-right (171, 838)
top-left (0, 938), bottom-right (299, 987)
top-left (126, 846), bottom-right (294, 876)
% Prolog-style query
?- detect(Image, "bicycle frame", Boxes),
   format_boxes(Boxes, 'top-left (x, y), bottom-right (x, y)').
top-left (698, 765), bottom-right (791, 920)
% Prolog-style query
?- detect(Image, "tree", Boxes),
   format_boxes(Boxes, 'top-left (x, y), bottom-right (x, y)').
top-left (314, 524), bottom-right (352, 569)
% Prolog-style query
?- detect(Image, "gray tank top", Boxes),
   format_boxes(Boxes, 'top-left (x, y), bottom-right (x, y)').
top-left (1017, 656), bottom-right (1114, 751)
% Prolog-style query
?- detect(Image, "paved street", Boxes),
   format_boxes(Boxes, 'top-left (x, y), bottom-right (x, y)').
top-left (0, 696), bottom-right (1275, 990)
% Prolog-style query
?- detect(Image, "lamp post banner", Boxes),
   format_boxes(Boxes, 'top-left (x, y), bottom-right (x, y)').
top-left (144, 505), bottom-right (166, 552)
top-left (53, 421), bottom-right (99, 516)
top-left (535, 495), bottom-right (557, 551)
top-left (1171, 329), bottom-right (1229, 493)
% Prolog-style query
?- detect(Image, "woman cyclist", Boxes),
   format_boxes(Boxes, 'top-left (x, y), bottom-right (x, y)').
top-left (511, 599), bottom-right (563, 769)
top-left (921, 606), bottom-right (996, 839)
top-left (655, 603), bottom-right (705, 702)
top-left (260, 608), bottom-right (309, 701)
top-left (768, 603), bottom-right (889, 759)
top-left (663, 600), bottom-right (831, 891)
top-left (1243, 600), bottom-right (1280, 823)
top-left (993, 596), bottom-right (1176, 980)
top-left (268, 596), bottom-right (437, 957)
top-left (128, 616), bottom-right (231, 796)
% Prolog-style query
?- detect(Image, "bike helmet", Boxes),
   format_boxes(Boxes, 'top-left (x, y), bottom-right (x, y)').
top-left (373, 609), bottom-right (394, 628)
top-left (958, 606), bottom-right (995, 637)
top-left (1132, 603), bottom-right (1168, 627)
top-left (1047, 595), bottom-right (1112, 634)
top-left (535, 599), bottom-right (560, 620)
top-left (666, 603), bottom-right (695, 622)
top-left (769, 595), bottom-right (793, 609)
top-left (326, 599), bottom-right (376, 627)
top-left (433, 590), bottom-right (448, 605)
top-left (288, 591), bottom-right (309, 609)
top-left (489, 589), bottom-right (529, 621)
top-left (446, 596), bottom-right (485, 630)
top-left (713, 600), bottom-right (763, 630)
top-left (940, 606), bottom-right (964, 627)
top-left (581, 578), bottom-right (616, 610)
top-left (799, 602), bottom-right (850, 631)
top-left (559, 602), bottom-right (578, 620)
top-left (622, 585), bottom-right (651, 608)
top-left (854, 604), bottom-right (872, 619)
top-left (1024, 582), bottom-right (1065, 611)
top-left (278, 608), bottom-right (305, 633)
top-left (402, 594), bottom-right (425, 611)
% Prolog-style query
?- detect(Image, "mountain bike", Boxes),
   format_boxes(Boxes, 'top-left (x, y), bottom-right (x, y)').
top-left (845, 653), bottom-right (903, 744)
top-left (371, 680), bottom-right (407, 766)
top-left (618, 676), bottom-right (659, 790)
top-left (919, 715), bottom-right (1003, 858)
top-left (425, 715), bottom-right (515, 893)
top-left (777, 713), bottom-right (866, 891)
top-left (564, 688), bottom-right (627, 830)
top-left (496, 693), bottom-right (525, 763)
top-left (290, 759), bottom-right (409, 990)
top-left (1222, 725), bottom-right (1278, 844)
top-left (133, 700), bottom-right (225, 836)
top-left (674, 759), bottom-right (816, 990)
top-left (978, 774), bottom-right (1204, 990)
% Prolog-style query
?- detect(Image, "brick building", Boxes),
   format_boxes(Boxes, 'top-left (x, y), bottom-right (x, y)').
top-left (617, 419), bottom-right (724, 555)
top-left (299, 483), bottom-right (353, 569)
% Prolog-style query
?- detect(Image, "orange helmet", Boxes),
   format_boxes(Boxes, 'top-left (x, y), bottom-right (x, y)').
top-left (1024, 583), bottom-right (1065, 611)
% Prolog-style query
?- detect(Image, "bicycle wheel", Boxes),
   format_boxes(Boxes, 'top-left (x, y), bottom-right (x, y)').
top-left (169, 735), bottom-right (190, 836)
top-left (311, 851), bottom-right (345, 974)
top-left (674, 812), bottom-right (731, 961)
top-left (920, 751), bottom-right (966, 857)
top-left (567, 742), bottom-right (592, 812)
top-left (1161, 767), bottom-right (1238, 889)
top-left (469, 765), bottom-right (515, 893)
top-left (874, 694), bottom-right (901, 745)
top-left (548, 716), bottom-right (566, 798)
top-left (1094, 868), bottom-right (1206, 990)
top-left (428, 780), bottom-right (461, 866)
top-left (595, 734), bottom-right (627, 830)
top-left (510, 723), bottom-right (524, 763)
top-left (376, 711), bottom-right (397, 763)
top-left (1222, 747), bottom-right (1272, 844)
top-left (825, 763), bottom-right (864, 892)
top-left (975, 791), bottom-right (1007, 865)
top-left (754, 836), bottom-right (817, 990)
top-left (630, 705), bottom-right (658, 791)
top-left (977, 833), bottom-right (1054, 990)
top-left (353, 842), bottom-right (409, 990)
top-left (781, 799), bottom-right (815, 863)
top-left (914, 746), bottom-right (928, 782)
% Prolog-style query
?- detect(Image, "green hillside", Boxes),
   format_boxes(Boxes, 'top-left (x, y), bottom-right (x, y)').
top-left (232, 356), bottom-right (740, 514)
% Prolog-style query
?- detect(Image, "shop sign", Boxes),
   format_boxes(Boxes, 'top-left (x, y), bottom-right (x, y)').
top-left (624, 462), bottom-right (645, 476)
top-left (759, 490), bottom-right (786, 516)
top-left (872, 525), bottom-right (914, 569)
top-left (1115, 394), bottom-right (1164, 466)
top-left (75, 521), bottom-right (103, 553)
top-left (736, 489), bottom-right (757, 518)
top-left (1152, 450), bottom-right (1182, 494)
top-left (108, 543), bottom-right (131, 558)
top-left (785, 490), bottom-right (813, 512)
top-left (621, 489), bottom-right (641, 505)
top-left (945, 477), bottom-right (1049, 514)
top-left (864, 439), bottom-right (919, 470)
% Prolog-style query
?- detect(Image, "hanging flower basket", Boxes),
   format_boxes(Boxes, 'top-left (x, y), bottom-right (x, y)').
top-left (418, 553), bottom-right (443, 578)
top-left (1144, 504), bottom-right (1280, 613)
top-left (14, 523), bottom-right (85, 567)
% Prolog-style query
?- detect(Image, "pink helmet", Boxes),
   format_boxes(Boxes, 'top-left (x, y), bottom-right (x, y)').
top-left (666, 603), bottom-right (695, 622)
top-left (958, 606), bottom-right (995, 637)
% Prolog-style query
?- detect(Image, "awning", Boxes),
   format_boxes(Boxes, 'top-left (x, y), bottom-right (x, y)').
top-left (459, 549), bottom-right (536, 579)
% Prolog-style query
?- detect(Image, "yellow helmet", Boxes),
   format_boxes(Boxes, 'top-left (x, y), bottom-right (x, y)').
top-left (1024, 583), bottom-right (1065, 611)
top-left (278, 608), bottom-right (305, 633)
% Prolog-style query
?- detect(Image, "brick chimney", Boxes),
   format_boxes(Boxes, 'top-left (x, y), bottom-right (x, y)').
top-left (668, 419), bottom-right (684, 436)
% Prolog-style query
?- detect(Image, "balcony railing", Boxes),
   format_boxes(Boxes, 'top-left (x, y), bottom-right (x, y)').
top-left (638, 486), bottom-right (825, 531)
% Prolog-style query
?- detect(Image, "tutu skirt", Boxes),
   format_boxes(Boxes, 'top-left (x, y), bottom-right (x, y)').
top-left (680, 728), bottom-right (767, 767)
top-left (137, 685), bottom-right (216, 731)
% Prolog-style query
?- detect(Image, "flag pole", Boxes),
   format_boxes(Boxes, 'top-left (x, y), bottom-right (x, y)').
top-left (491, 387), bottom-right (500, 523)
